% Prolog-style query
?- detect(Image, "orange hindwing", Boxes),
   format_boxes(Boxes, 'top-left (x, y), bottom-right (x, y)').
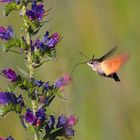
top-left (100, 53), bottom-right (129, 76)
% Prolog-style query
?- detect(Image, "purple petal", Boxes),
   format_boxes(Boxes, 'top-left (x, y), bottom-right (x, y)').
top-left (0, 137), bottom-right (5, 140)
top-left (25, 109), bottom-right (35, 124)
top-left (67, 115), bottom-right (78, 126)
top-left (0, 0), bottom-right (12, 3)
top-left (0, 26), bottom-right (14, 40)
top-left (35, 108), bottom-right (46, 122)
top-left (57, 115), bottom-right (67, 128)
top-left (6, 136), bottom-right (14, 140)
top-left (0, 26), bottom-right (6, 32)
top-left (26, 2), bottom-right (45, 21)
top-left (42, 31), bottom-right (49, 43)
top-left (34, 80), bottom-right (44, 87)
top-left (47, 33), bottom-right (61, 48)
top-left (2, 68), bottom-right (18, 82)
top-left (48, 115), bottom-right (55, 128)
top-left (65, 128), bottom-right (75, 137)
top-left (55, 74), bottom-right (72, 89)
top-left (0, 92), bottom-right (17, 105)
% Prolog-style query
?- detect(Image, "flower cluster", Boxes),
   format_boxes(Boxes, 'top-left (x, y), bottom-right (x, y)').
top-left (0, 92), bottom-right (23, 105)
top-left (25, 108), bottom-right (46, 127)
top-left (55, 74), bottom-right (72, 91)
top-left (31, 31), bottom-right (62, 65)
top-left (24, 107), bottom-right (78, 139)
top-left (26, 2), bottom-right (45, 21)
top-left (45, 114), bottom-right (78, 139)
top-left (0, 26), bottom-right (61, 64)
top-left (0, 92), bottom-right (24, 116)
top-left (0, 1), bottom-right (78, 140)
top-left (0, 68), bottom-right (75, 138)
top-left (32, 31), bottom-right (61, 50)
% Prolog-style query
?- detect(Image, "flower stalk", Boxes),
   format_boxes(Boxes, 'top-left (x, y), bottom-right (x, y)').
top-left (0, 1), bottom-right (78, 140)
top-left (26, 29), bottom-right (39, 140)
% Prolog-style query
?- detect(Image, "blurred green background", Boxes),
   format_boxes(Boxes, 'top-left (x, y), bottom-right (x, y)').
top-left (0, 0), bottom-right (140, 140)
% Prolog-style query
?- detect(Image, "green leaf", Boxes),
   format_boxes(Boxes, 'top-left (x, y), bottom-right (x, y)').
top-left (15, 104), bottom-right (22, 113)
top-left (46, 48), bottom-right (56, 58)
top-left (20, 37), bottom-right (29, 50)
top-left (18, 77), bottom-right (30, 90)
top-left (0, 102), bottom-right (23, 117)
top-left (31, 48), bottom-right (57, 67)
top-left (27, 125), bottom-right (36, 133)
top-left (4, 2), bottom-right (21, 16)
top-left (0, 103), bottom-right (15, 116)
top-left (7, 83), bottom-right (16, 92)
top-left (4, 38), bottom-right (21, 51)
top-left (32, 51), bottom-right (41, 64)
top-left (17, 67), bottom-right (29, 77)
top-left (22, 15), bottom-right (44, 35)
top-left (0, 106), bottom-right (10, 116)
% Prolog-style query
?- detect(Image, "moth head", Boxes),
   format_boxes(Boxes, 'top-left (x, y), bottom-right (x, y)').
top-left (87, 59), bottom-right (99, 71)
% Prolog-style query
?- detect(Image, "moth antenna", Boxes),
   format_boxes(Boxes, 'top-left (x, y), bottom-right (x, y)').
top-left (70, 62), bottom-right (87, 76)
top-left (79, 51), bottom-right (89, 59)
top-left (92, 54), bottom-right (94, 60)
top-left (0, 87), bottom-right (3, 92)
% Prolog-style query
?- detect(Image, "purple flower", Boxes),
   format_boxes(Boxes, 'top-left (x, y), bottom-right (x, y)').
top-left (0, 137), bottom-right (5, 140)
top-left (0, 92), bottom-right (17, 105)
top-left (2, 68), bottom-right (18, 82)
top-left (43, 82), bottom-right (49, 90)
top-left (34, 39), bottom-right (45, 51)
top-left (42, 31), bottom-right (62, 48)
top-left (65, 128), bottom-right (75, 137)
top-left (0, 26), bottom-right (14, 40)
top-left (42, 82), bottom-right (49, 94)
top-left (42, 31), bottom-right (49, 43)
top-left (54, 74), bottom-right (72, 91)
top-left (26, 2), bottom-right (45, 21)
top-left (47, 32), bottom-right (61, 48)
top-left (0, 0), bottom-right (19, 3)
top-left (57, 115), bottom-right (77, 126)
top-left (35, 108), bottom-right (46, 123)
top-left (6, 136), bottom-right (14, 140)
top-left (0, 136), bottom-right (14, 140)
top-left (32, 31), bottom-right (61, 52)
top-left (25, 108), bottom-right (46, 126)
top-left (25, 109), bottom-right (35, 124)
top-left (48, 115), bottom-right (55, 128)
top-left (67, 115), bottom-right (78, 127)
top-left (56, 115), bottom-right (67, 128)
top-left (45, 114), bottom-right (78, 138)
top-left (34, 80), bottom-right (44, 87)
top-left (0, 92), bottom-right (24, 106)
top-left (45, 115), bottom-right (55, 132)
top-left (16, 95), bottom-right (24, 107)
top-left (0, 0), bottom-right (12, 3)
top-left (31, 38), bottom-right (45, 52)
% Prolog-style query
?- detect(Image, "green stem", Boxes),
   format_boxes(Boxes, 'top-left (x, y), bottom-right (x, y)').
top-left (26, 28), bottom-right (39, 140)
top-left (21, 4), bottom-right (39, 140)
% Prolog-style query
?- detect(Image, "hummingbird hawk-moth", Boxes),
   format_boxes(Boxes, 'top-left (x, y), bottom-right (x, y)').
top-left (71, 47), bottom-right (129, 82)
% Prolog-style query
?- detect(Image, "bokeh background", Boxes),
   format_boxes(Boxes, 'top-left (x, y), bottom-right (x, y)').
top-left (0, 0), bottom-right (140, 140)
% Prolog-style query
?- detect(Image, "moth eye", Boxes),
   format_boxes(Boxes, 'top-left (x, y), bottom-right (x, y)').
top-left (89, 61), bottom-right (93, 64)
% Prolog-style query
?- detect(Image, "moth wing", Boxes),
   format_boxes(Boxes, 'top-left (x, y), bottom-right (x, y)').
top-left (100, 53), bottom-right (129, 76)
top-left (99, 46), bottom-right (117, 61)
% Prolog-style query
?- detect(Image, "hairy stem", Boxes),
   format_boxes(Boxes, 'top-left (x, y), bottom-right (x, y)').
top-left (26, 30), bottom-right (39, 140)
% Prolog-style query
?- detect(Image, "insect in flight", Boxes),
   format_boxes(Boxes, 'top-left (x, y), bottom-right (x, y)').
top-left (71, 47), bottom-right (129, 82)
